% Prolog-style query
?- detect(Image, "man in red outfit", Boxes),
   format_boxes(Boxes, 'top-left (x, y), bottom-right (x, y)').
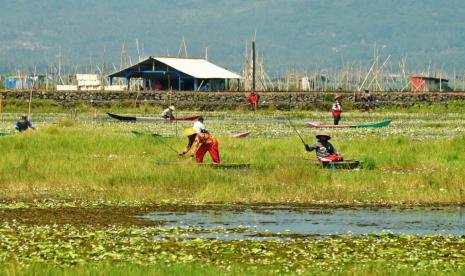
top-left (247, 91), bottom-right (260, 110)
top-left (190, 129), bottom-right (220, 163)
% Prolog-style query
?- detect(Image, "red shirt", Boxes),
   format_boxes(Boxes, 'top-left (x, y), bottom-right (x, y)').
top-left (332, 102), bottom-right (342, 117)
top-left (248, 93), bottom-right (259, 105)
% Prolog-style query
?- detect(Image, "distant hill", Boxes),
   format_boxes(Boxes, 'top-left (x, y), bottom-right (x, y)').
top-left (1, 0), bottom-right (465, 74)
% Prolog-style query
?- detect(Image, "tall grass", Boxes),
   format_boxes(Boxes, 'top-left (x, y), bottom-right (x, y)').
top-left (0, 125), bottom-right (465, 204)
top-left (2, 261), bottom-right (464, 276)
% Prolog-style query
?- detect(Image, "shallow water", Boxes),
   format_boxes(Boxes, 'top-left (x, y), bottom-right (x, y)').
top-left (142, 206), bottom-right (465, 238)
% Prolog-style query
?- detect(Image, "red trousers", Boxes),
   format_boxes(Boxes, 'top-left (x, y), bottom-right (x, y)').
top-left (196, 141), bottom-right (220, 163)
top-left (318, 155), bottom-right (343, 162)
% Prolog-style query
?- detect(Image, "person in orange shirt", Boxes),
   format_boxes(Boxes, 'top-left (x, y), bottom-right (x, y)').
top-left (189, 129), bottom-right (220, 163)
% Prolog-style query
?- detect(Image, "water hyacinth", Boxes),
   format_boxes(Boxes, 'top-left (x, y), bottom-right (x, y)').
top-left (0, 221), bottom-right (465, 273)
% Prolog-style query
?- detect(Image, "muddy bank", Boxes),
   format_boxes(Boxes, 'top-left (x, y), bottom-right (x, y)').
top-left (0, 206), bottom-right (161, 227)
top-left (0, 204), bottom-right (259, 227)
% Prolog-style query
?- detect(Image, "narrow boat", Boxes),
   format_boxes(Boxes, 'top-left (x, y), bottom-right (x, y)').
top-left (231, 131), bottom-right (251, 138)
top-left (0, 131), bottom-right (12, 136)
top-left (154, 161), bottom-right (250, 169)
top-left (315, 160), bottom-right (360, 170)
top-left (308, 120), bottom-right (391, 129)
top-left (107, 113), bottom-right (200, 122)
top-left (198, 163), bottom-right (251, 169)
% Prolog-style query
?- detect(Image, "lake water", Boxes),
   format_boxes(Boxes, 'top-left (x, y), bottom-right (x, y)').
top-left (141, 206), bottom-right (465, 238)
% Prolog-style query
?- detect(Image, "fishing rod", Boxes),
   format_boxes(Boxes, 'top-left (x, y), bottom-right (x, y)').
top-left (150, 133), bottom-right (179, 154)
top-left (287, 118), bottom-right (307, 146)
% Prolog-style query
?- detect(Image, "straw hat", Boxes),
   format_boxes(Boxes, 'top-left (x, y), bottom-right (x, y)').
top-left (316, 133), bottom-right (331, 140)
top-left (169, 105), bottom-right (175, 111)
top-left (183, 128), bottom-right (197, 137)
top-left (334, 95), bottom-right (341, 100)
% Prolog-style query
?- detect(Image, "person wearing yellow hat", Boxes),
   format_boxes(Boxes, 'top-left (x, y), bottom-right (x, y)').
top-left (189, 129), bottom-right (220, 163)
top-left (178, 127), bottom-right (198, 157)
top-left (161, 105), bottom-right (175, 120)
top-left (179, 117), bottom-right (207, 157)
top-left (305, 133), bottom-right (343, 162)
top-left (331, 95), bottom-right (342, 125)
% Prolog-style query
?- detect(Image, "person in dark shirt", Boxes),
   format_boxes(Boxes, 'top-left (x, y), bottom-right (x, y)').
top-left (15, 114), bottom-right (35, 132)
top-left (305, 133), bottom-right (343, 162)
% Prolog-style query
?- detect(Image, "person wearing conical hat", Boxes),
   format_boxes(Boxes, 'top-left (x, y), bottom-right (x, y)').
top-left (305, 133), bottom-right (343, 162)
top-left (331, 95), bottom-right (342, 125)
top-left (161, 105), bottom-right (176, 120)
top-left (189, 129), bottom-right (220, 164)
top-left (179, 127), bottom-right (198, 157)
top-left (179, 117), bottom-right (207, 157)
top-left (15, 114), bottom-right (35, 132)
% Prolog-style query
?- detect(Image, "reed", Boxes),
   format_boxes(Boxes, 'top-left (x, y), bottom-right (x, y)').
top-left (0, 125), bottom-right (464, 205)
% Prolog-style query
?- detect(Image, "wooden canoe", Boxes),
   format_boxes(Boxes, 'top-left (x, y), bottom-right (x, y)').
top-left (231, 131), bottom-right (251, 138)
top-left (308, 120), bottom-right (391, 129)
top-left (314, 160), bottom-right (360, 170)
top-left (198, 163), bottom-right (251, 169)
top-left (108, 113), bottom-right (200, 122)
top-left (154, 161), bottom-right (250, 169)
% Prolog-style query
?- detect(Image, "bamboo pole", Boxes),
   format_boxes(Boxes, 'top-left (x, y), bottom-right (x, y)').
top-left (28, 88), bottom-right (33, 118)
top-left (252, 41), bottom-right (256, 92)
top-left (0, 92), bottom-right (3, 122)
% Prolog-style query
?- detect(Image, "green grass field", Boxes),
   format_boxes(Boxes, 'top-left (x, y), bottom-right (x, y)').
top-left (0, 111), bottom-right (464, 204)
top-left (3, 261), bottom-right (465, 276)
top-left (2, 106), bottom-right (465, 274)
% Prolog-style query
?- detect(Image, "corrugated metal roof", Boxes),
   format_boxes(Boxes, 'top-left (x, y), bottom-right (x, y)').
top-left (153, 57), bottom-right (241, 79)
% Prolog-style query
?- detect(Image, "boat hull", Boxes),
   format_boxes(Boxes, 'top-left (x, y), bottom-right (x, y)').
top-left (107, 113), bottom-right (200, 122)
top-left (308, 120), bottom-right (391, 129)
top-left (316, 160), bottom-right (360, 170)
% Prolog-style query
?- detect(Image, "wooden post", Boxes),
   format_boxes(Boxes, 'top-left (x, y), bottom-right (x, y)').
top-left (175, 109), bottom-right (178, 137)
top-left (252, 41), bottom-right (256, 92)
top-left (28, 89), bottom-right (33, 118)
top-left (439, 73), bottom-right (442, 92)
top-left (0, 92), bottom-right (3, 122)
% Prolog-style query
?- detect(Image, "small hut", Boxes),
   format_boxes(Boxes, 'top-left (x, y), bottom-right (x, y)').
top-left (411, 76), bottom-right (452, 92)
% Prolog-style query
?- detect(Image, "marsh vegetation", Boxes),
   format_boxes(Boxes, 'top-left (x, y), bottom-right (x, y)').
top-left (1, 107), bottom-right (465, 274)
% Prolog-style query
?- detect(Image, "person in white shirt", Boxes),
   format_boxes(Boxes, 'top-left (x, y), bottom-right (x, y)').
top-left (331, 96), bottom-right (342, 125)
top-left (161, 106), bottom-right (175, 120)
top-left (192, 117), bottom-right (205, 133)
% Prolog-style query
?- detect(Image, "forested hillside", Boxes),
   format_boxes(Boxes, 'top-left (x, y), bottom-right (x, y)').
top-left (1, 0), bottom-right (464, 73)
